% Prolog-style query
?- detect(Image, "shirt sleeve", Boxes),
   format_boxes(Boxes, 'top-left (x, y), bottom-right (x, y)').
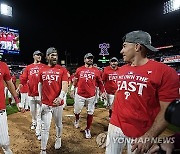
top-left (62, 68), bottom-right (68, 81)
top-left (96, 70), bottom-right (105, 93)
top-left (20, 66), bottom-right (29, 85)
top-left (158, 67), bottom-right (180, 102)
top-left (3, 63), bottom-right (11, 81)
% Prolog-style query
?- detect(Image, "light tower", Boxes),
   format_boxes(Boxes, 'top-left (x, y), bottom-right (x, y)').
top-left (0, 3), bottom-right (12, 17)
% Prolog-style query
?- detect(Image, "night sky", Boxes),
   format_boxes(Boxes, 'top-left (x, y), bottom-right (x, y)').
top-left (1, 0), bottom-right (180, 66)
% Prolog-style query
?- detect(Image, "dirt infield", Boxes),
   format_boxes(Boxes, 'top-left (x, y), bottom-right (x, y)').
top-left (1, 106), bottom-right (174, 154)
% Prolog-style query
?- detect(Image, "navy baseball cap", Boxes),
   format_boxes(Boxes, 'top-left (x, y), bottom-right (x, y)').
top-left (123, 30), bottom-right (158, 52)
top-left (46, 47), bottom-right (57, 56)
top-left (33, 50), bottom-right (43, 56)
top-left (110, 57), bottom-right (118, 62)
top-left (84, 53), bottom-right (94, 59)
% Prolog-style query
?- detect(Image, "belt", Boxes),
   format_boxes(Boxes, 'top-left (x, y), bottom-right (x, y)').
top-left (0, 109), bottom-right (5, 113)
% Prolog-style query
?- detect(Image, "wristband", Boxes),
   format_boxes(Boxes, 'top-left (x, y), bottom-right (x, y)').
top-left (14, 96), bottom-right (20, 104)
top-left (59, 91), bottom-right (66, 100)
top-left (71, 85), bottom-right (75, 91)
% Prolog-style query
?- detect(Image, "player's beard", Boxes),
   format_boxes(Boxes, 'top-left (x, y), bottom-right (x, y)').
top-left (111, 64), bottom-right (117, 69)
top-left (49, 59), bottom-right (57, 66)
top-left (85, 60), bottom-right (93, 66)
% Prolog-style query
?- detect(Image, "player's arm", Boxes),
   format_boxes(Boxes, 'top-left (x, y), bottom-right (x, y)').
top-left (6, 79), bottom-right (24, 111)
top-left (38, 82), bottom-right (42, 100)
top-left (53, 68), bottom-right (69, 106)
top-left (70, 69), bottom-right (79, 98)
top-left (53, 81), bottom-right (68, 106)
top-left (96, 73), bottom-right (106, 99)
top-left (20, 67), bottom-right (28, 85)
top-left (132, 101), bottom-right (171, 154)
top-left (16, 83), bottom-right (22, 94)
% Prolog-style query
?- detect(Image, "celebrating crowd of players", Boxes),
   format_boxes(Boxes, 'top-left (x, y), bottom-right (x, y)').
top-left (0, 30), bottom-right (179, 154)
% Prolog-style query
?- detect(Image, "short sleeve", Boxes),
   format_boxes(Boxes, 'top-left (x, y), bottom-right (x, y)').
top-left (3, 63), bottom-right (11, 81)
top-left (158, 67), bottom-right (179, 102)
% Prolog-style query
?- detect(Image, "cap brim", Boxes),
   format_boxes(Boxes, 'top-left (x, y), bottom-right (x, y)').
top-left (144, 45), bottom-right (158, 52)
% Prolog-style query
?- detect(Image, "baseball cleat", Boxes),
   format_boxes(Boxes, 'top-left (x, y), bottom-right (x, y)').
top-left (30, 124), bottom-right (36, 130)
top-left (37, 135), bottom-right (41, 141)
top-left (54, 137), bottom-right (61, 149)
top-left (85, 129), bottom-right (91, 139)
top-left (74, 120), bottom-right (79, 128)
top-left (40, 149), bottom-right (46, 154)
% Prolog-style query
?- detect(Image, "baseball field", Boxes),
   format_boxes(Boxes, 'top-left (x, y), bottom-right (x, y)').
top-left (1, 104), bottom-right (176, 154)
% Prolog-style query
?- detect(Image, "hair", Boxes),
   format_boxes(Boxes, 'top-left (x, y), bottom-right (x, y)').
top-left (139, 45), bottom-right (148, 58)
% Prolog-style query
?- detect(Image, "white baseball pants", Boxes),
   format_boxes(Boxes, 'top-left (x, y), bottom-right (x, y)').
top-left (41, 104), bottom-right (63, 150)
top-left (105, 123), bottom-right (135, 154)
top-left (106, 94), bottom-right (115, 108)
top-left (74, 94), bottom-right (96, 115)
top-left (29, 96), bottom-right (41, 136)
top-left (0, 110), bottom-right (13, 154)
top-left (20, 93), bottom-right (29, 110)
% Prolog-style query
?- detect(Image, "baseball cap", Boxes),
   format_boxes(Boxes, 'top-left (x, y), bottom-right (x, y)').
top-left (110, 57), bottom-right (118, 62)
top-left (33, 50), bottom-right (43, 56)
top-left (46, 47), bottom-right (57, 56)
top-left (84, 53), bottom-right (94, 59)
top-left (123, 30), bottom-right (158, 52)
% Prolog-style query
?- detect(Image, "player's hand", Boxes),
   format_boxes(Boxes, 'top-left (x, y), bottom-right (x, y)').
top-left (53, 97), bottom-right (64, 106)
top-left (70, 90), bottom-right (75, 98)
top-left (101, 92), bottom-right (107, 100)
top-left (17, 103), bottom-right (25, 113)
top-left (16, 89), bottom-right (20, 94)
top-left (131, 134), bottom-right (154, 154)
top-left (148, 143), bottom-right (174, 154)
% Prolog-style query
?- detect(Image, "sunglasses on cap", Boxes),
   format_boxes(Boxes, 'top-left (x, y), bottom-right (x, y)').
top-left (35, 53), bottom-right (42, 56)
top-left (110, 60), bottom-right (118, 62)
top-left (86, 56), bottom-right (94, 59)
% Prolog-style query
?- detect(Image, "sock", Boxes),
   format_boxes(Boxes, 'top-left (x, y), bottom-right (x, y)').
top-left (109, 109), bottom-right (112, 118)
top-left (75, 113), bottom-right (80, 121)
top-left (86, 114), bottom-right (93, 130)
top-left (8, 98), bottom-right (12, 105)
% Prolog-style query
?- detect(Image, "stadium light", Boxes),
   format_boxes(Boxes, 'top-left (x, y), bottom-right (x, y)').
top-left (163, 0), bottom-right (180, 14)
top-left (0, 3), bottom-right (12, 17)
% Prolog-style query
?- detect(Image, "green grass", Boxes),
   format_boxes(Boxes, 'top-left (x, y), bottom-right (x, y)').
top-left (6, 104), bottom-right (19, 115)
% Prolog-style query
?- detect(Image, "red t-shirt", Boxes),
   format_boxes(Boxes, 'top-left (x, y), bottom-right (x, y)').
top-left (102, 66), bottom-right (120, 95)
top-left (20, 63), bottom-right (46, 97)
top-left (19, 75), bottom-right (28, 93)
top-left (0, 62), bottom-right (11, 110)
top-left (39, 64), bottom-right (68, 106)
top-left (110, 60), bottom-right (180, 138)
top-left (75, 66), bottom-right (105, 98)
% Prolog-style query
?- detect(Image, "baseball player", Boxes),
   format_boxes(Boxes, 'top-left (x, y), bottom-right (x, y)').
top-left (0, 61), bottom-right (23, 154)
top-left (93, 63), bottom-right (103, 107)
top-left (70, 53), bottom-right (106, 139)
top-left (16, 72), bottom-right (29, 111)
top-left (38, 47), bottom-right (68, 154)
top-left (20, 50), bottom-right (46, 140)
top-left (102, 57), bottom-right (120, 118)
top-left (105, 30), bottom-right (180, 154)
top-left (6, 72), bottom-right (17, 106)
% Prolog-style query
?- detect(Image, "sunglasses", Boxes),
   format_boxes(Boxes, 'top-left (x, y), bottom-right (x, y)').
top-left (86, 56), bottom-right (93, 59)
top-left (110, 60), bottom-right (118, 62)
